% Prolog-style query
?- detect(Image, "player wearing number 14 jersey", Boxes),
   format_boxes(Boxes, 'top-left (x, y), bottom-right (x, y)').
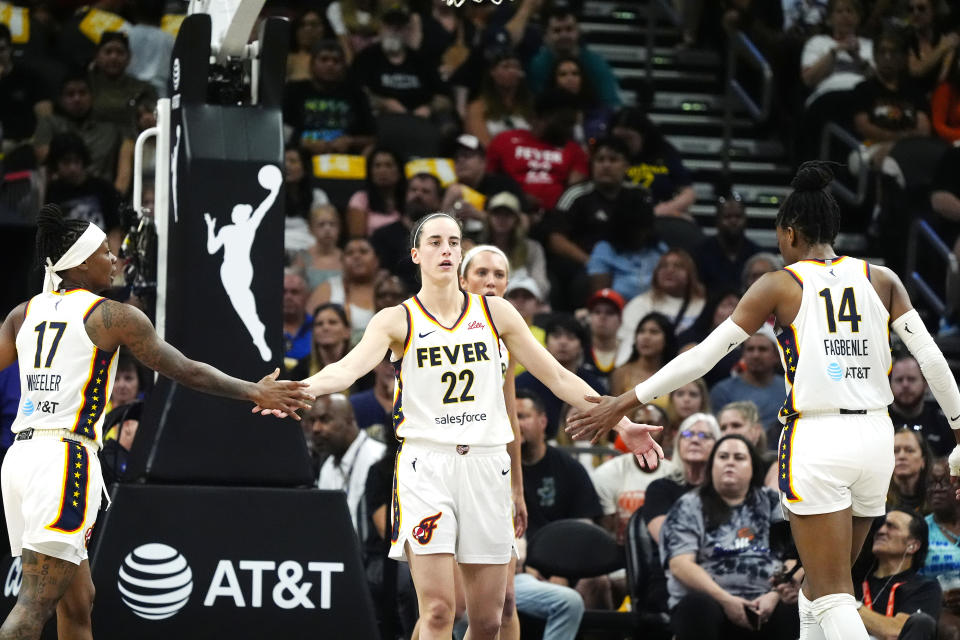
top-left (566, 163), bottom-right (960, 640)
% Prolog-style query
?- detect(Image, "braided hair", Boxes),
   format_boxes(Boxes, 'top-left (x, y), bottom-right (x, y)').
top-left (775, 161), bottom-right (841, 246)
top-left (36, 204), bottom-right (89, 270)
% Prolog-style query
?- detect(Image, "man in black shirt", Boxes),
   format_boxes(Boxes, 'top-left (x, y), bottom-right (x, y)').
top-left (889, 355), bottom-right (954, 456)
top-left (517, 388), bottom-right (601, 539)
top-left (854, 510), bottom-right (939, 640)
top-left (283, 40), bottom-right (376, 156)
top-left (370, 173), bottom-right (444, 292)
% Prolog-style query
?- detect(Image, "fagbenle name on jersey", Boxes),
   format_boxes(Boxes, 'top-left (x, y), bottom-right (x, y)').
top-left (25, 373), bottom-right (61, 392)
top-left (822, 338), bottom-right (870, 357)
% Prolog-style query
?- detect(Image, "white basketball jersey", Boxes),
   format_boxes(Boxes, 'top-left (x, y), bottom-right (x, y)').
top-left (394, 292), bottom-right (513, 445)
top-left (12, 289), bottom-right (119, 446)
top-left (777, 257), bottom-right (892, 419)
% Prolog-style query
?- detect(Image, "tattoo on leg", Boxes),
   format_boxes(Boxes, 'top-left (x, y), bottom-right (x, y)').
top-left (0, 551), bottom-right (78, 640)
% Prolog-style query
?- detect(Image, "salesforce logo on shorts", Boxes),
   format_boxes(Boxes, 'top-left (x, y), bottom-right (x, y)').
top-left (826, 362), bottom-right (843, 381)
top-left (20, 399), bottom-right (34, 416)
top-left (117, 543), bottom-right (193, 620)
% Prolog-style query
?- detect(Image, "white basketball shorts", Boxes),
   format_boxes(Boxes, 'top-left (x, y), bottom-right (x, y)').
top-left (777, 412), bottom-right (894, 517)
top-left (1, 437), bottom-right (104, 565)
top-left (389, 439), bottom-right (514, 564)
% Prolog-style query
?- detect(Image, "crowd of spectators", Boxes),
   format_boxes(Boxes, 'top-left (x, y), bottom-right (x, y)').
top-left (2, 0), bottom-right (960, 639)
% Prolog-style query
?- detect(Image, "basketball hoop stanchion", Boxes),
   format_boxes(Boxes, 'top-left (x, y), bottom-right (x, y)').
top-left (0, 2), bottom-right (377, 637)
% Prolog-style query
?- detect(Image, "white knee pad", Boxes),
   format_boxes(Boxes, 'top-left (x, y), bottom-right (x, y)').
top-left (811, 593), bottom-right (869, 640)
top-left (798, 589), bottom-right (826, 640)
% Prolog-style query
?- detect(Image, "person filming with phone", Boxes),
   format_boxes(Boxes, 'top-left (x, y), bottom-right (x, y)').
top-left (659, 434), bottom-right (799, 639)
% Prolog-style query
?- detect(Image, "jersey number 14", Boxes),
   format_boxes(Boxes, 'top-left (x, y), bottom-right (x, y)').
top-left (818, 288), bottom-right (861, 333)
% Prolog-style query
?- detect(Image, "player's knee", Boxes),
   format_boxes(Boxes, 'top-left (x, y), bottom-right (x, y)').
top-left (469, 611), bottom-right (503, 638)
top-left (15, 595), bottom-right (59, 626)
top-left (57, 583), bottom-right (95, 623)
top-left (421, 597), bottom-right (455, 629)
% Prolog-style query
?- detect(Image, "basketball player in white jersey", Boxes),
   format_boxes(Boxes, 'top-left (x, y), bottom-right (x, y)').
top-left (567, 162), bottom-right (960, 640)
top-left (0, 205), bottom-right (313, 640)
top-left (261, 214), bottom-right (664, 640)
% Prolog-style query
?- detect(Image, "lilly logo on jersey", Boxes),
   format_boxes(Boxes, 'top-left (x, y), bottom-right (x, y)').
top-left (20, 399), bottom-right (34, 416)
top-left (826, 362), bottom-right (843, 381)
top-left (467, 320), bottom-right (485, 331)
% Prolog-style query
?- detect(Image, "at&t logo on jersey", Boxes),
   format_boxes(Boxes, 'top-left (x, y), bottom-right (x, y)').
top-left (826, 362), bottom-right (843, 381)
top-left (413, 513), bottom-right (442, 545)
top-left (20, 399), bottom-right (34, 416)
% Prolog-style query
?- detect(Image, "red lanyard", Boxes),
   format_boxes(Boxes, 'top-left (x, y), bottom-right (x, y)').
top-left (862, 580), bottom-right (904, 617)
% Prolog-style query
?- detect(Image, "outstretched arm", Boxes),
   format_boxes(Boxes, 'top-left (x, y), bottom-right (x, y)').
top-left (566, 271), bottom-right (783, 442)
top-left (301, 306), bottom-right (406, 397)
top-left (490, 297), bottom-right (663, 467)
top-left (87, 301), bottom-right (312, 416)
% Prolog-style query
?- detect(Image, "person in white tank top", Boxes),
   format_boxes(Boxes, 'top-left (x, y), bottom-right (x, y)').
top-left (0, 205), bottom-right (313, 639)
top-left (272, 213), bottom-right (663, 640)
top-left (566, 162), bottom-right (960, 640)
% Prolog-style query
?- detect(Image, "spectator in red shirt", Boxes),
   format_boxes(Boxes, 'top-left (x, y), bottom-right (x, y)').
top-left (485, 88), bottom-right (588, 212)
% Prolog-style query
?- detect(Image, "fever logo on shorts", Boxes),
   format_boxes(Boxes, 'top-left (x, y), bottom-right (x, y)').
top-left (117, 543), bottom-right (193, 620)
top-left (412, 512), bottom-right (442, 545)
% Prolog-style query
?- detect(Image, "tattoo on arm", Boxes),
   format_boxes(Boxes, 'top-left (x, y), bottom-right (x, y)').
top-left (103, 302), bottom-right (254, 401)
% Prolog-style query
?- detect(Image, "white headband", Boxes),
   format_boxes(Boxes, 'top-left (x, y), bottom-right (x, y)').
top-left (43, 223), bottom-right (107, 293)
top-left (460, 244), bottom-right (511, 278)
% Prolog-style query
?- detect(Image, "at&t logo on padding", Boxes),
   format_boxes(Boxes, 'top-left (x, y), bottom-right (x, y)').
top-left (117, 543), bottom-right (193, 620)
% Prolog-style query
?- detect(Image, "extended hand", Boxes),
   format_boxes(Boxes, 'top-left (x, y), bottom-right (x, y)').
top-left (753, 591), bottom-right (780, 624)
top-left (250, 368), bottom-right (314, 420)
top-left (617, 420), bottom-right (664, 470)
top-left (721, 595), bottom-right (755, 629)
top-left (566, 394), bottom-right (632, 444)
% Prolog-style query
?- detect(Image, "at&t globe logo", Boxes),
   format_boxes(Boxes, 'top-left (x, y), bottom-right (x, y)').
top-left (117, 543), bottom-right (193, 620)
top-left (826, 362), bottom-right (843, 381)
top-left (20, 399), bottom-right (34, 416)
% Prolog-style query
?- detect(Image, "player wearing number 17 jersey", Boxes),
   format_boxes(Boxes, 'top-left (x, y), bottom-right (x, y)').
top-left (0, 205), bottom-right (312, 640)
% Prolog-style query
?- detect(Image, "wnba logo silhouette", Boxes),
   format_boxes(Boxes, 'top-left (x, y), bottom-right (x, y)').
top-left (203, 165), bottom-right (281, 361)
top-left (413, 512), bottom-right (442, 545)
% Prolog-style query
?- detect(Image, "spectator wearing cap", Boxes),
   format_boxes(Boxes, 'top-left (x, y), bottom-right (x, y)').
top-left (527, 7), bottom-right (622, 108)
top-left (465, 47), bottom-right (532, 145)
top-left (710, 326), bottom-right (785, 446)
top-left (483, 191), bottom-right (550, 299)
top-left (551, 136), bottom-right (656, 308)
top-left (441, 134), bottom-right (527, 240)
top-left (352, 5), bottom-right (449, 118)
top-left (283, 39), bottom-right (376, 156)
top-left (694, 184), bottom-right (761, 293)
top-left (504, 276), bottom-right (547, 375)
top-left (584, 289), bottom-right (624, 384)
top-left (516, 314), bottom-right (607, 439)
top-left (486, 88), bottom-right (588, 212)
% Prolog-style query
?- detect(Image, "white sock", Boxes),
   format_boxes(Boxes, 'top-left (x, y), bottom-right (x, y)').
top-left (811, 593), bottom-right (869, 640)
top-left (798, 589), bottom-right (826, 640)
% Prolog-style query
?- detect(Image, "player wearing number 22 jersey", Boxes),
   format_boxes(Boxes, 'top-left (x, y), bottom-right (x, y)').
top-left (390, 292), bottom-right (515, 563)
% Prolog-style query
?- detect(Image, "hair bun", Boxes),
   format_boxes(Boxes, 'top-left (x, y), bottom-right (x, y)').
top-left (36, 203), bottom-right (68, 232)
top-left (791, 162), bottom-right (834, 192)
